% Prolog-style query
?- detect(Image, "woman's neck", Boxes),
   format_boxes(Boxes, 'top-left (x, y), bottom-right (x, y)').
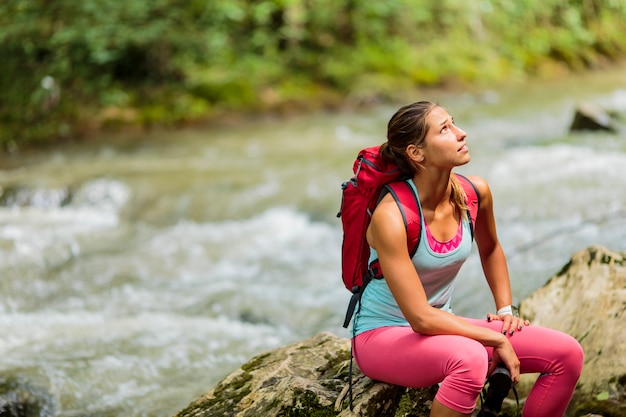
top-left (412, 170), bottom-right (452, 209)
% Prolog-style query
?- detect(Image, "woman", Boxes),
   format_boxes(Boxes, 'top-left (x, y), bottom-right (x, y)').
top-left (351, 101), bottom-right (584, 417)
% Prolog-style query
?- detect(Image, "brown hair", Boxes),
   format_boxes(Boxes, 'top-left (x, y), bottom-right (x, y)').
top-left (379, 101), bottom-right (469, 220)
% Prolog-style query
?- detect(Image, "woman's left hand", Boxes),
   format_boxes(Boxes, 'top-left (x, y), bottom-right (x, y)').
top-left (486, 312), bottom-right (530, 336)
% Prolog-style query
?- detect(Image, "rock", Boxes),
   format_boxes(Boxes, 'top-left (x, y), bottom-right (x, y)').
top-left (176, 246), bottom-right (626, 417)
top-left (173, 331), bottom-right (436, 417)
top-left (569, 101), bottom-right (620, 133)
top-left (0, 376), bottom-right (56, 417)
top-left (519, 245), bottom-right (626, 415)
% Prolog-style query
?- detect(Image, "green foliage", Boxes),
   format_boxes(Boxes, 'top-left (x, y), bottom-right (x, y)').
top-left (0, 0), bottom-right (209, 146)
top-left (1, 0), bottom-right (626, 149)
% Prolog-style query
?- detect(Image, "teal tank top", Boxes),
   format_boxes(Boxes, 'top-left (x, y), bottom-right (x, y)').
top-left (352, 180), bottom-right (473, 336)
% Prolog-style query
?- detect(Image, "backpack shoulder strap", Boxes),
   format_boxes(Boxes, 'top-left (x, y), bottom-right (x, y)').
top-left (367, 180), bottom-right (421, 279)
top-left (454, 173), bottom-right (481, 240)
top-left (383, 180), bottom-right (422, 258)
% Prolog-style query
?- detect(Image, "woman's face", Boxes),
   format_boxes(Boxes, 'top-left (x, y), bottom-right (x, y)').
top-left (421, 106), bottom-right (470, 169)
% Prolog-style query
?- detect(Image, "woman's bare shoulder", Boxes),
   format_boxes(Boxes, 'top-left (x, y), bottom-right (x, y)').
top-left (464, 175), bottom-right (492, 200)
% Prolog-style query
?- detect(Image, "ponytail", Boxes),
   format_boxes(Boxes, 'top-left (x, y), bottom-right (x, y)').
top-left (379, 142), bottom-right (392, 163)
top-left (379, 141), bottom-right (421, 177)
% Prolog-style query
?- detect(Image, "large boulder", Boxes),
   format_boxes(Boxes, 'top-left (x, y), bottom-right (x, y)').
top-left (174, 331), bottom-right (436, 417)
top-left (175, 246), bottom-right (626, 417)
top-left (519, 245), bottom-right (626, 416)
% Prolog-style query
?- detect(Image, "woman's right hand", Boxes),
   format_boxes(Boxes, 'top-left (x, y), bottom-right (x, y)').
top-left (490, 337), bottom-right (520, 384)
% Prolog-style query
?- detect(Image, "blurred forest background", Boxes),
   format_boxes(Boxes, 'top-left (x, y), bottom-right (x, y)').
top-left (1, 0), bottom-right (626, 151)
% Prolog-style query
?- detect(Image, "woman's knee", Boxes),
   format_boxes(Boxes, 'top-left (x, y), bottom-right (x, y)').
top-left (436, 340), bottom-right (488, 414)
top-left (442, 340), bottom-right (488, 388)
top-left (561, 333), bottom-right (584, 377)
top-left (529, 328), bottom-right (584, 379)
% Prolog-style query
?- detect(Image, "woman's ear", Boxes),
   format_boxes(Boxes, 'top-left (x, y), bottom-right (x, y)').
top-left (406, 144), bottom-right (424, 163)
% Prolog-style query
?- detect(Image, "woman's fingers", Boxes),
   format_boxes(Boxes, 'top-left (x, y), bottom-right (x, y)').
top-left (486, 313), bottom-right (531, 335)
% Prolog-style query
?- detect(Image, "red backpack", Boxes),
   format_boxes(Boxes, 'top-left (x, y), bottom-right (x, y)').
top-left (338, 145), bottom-right (480, 328)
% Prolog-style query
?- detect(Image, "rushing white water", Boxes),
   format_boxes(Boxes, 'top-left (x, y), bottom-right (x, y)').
top-left (1, 68), bottom-right (625, 416)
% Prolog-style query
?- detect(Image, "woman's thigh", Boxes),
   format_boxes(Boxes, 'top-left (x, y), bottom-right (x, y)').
top-left (353, 326), bottom-right (489, 388)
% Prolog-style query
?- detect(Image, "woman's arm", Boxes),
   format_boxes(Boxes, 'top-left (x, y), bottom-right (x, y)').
top-left (470, 176), bottom-right (512, 311)
top-left (470, 176), bottom-right (529, 336)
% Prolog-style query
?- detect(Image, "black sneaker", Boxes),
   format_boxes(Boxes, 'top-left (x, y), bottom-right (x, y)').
top-left (477, 364), bottom-right (512, 417)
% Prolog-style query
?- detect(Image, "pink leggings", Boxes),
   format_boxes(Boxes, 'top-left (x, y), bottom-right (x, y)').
top-left (353, 318), bottom-right (583, 416)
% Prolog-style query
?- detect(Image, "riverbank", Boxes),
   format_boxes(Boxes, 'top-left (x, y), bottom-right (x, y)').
top-left (4, 59), bottom-right (626, 158)
top-left (2, 1), bottom-right (626, 152)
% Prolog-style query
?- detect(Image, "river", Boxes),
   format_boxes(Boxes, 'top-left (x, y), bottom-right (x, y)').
top-left (1, 67), bottom-right (625, 416)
